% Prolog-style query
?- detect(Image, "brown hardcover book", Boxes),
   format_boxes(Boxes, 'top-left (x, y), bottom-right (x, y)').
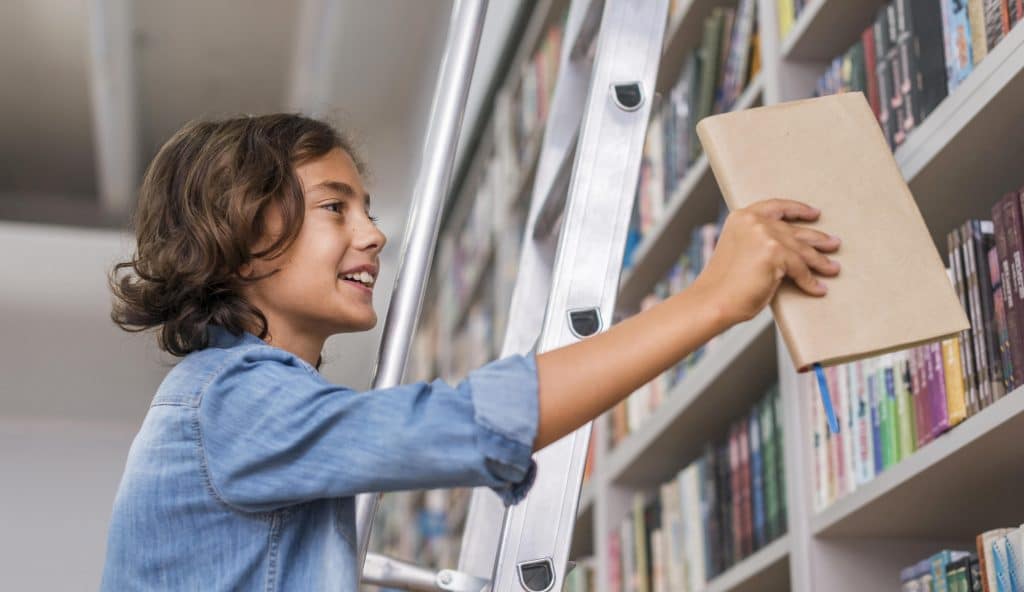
top-left (696, 93), bottom-right (970, 371)
top-left (994, 193), bottom-right (1024, 387)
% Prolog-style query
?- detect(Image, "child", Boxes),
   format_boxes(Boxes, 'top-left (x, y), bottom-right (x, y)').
top-left (101, 114), bottom-right (839, 590)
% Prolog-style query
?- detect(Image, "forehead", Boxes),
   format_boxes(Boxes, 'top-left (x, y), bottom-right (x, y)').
top-left (296, 148), bottom-right (369, 202)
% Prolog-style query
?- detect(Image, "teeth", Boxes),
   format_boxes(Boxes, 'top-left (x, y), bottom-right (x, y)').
top-left (341, 271), bottom-right (374, 287)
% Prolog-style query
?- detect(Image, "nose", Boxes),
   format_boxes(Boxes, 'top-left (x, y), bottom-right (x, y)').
top-left (353, 214), bottom-right (386, 255)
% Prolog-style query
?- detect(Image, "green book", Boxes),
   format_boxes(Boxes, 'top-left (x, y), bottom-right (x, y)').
top-left (696, 9), bottom-right (726, 132)
top-left (894, 353), bottom-right (917, 459)
top-left (883, 358), bottom-right (901, 466)
top-left (759, 395), bottom-right (779, 541)
top-left (876, 362), bottom-right (895, 469)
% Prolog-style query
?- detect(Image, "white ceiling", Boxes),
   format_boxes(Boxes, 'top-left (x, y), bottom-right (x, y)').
top-left (0, 0), bottom-right (525, 424)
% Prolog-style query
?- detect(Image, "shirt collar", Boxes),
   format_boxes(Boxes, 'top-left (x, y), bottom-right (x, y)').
top-left (207, 325), bottom-right (265, 349)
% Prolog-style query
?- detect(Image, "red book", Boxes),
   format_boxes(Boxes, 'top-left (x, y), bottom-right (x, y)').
top-left (861, 26), bottom-right (881, 118)
top-left (729, 424), bottom-right (743, 562)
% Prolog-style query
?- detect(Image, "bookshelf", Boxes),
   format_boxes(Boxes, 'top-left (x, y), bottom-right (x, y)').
top-left (404, 0), bottom-right (1024, 590)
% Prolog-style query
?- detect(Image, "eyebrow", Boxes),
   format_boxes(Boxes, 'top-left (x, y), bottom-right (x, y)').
top-left (310, 180), bottom-right (371, 208)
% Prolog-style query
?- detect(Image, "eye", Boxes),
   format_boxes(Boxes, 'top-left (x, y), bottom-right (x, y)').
top-left (368, 214), bottom-right (380, 224)
top-left (321, 202), bottom-right (343, 214)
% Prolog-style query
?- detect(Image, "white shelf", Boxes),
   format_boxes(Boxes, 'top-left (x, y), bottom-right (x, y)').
top-left (896, 23), bottom-right (1024, 250)
top-left (812, 386), bottom-right (1024, 539)
top-left (779, 0), bottom-right (887, 62)
top-left (705, 535), bottom-right (791, 592)
top-left (618, 74), bottom-right (764, 311)
top-left (605, 310), bottom-right (776, 487)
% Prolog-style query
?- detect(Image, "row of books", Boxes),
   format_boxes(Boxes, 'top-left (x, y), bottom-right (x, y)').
top-left (901, 525), bottom-right (1024, 592)
top-left (608, 387), bottom-right (786, 592)
top-left (777, 0), bottom-right (816, 40)
top-left (564, 558), bottom-right (596, 592)
top-left (613, 215), bottom-right (726, 446)
top-left (369, 488), bottom-right (473, 575)
top-left (814, 0), bottom-right (1022, 151)
top-left (808, 184), bottom-right (1024, 511)
top-left (627, 0), bottom-right (760, 248)
top-left (901, 549), bottom-right (979, 592)
top-left (511, 20), bottom-right (562, 167)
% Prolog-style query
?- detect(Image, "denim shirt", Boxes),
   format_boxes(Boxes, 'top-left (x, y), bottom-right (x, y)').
top-left (100, 326), bottom-right (539, 591)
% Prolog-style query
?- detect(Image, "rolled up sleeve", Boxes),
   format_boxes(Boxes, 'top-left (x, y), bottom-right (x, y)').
top-left (198, 345), bottom-right (539, 513)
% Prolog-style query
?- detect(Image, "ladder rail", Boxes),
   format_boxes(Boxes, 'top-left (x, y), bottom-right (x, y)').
top-left (354, 0), bottom-right (490, 577)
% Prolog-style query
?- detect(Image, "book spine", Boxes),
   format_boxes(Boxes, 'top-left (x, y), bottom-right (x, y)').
top-left (869, 365), bottom-right (884, 474)
top-left (760, 397), bottom-right (779, 542)
top-left (862, 26), bottom-right (882, 117)
top-left (976, 220), bottom-right (1007, 401)
top-left (738, 420), bottom-right (753, 558)
top-left (989, 243), bottom-right (1014, 392)
top-left (910, 0), bottom-right (952, 121)
top-left (874, 8), bottom-right (897, 148)
top-left (840, 364), bottom-right (857, 492)
top-left (968, 0), bottom-right (991, 63)
top-left (750, 409), bottom-right (766, 550)
top-left (992, 196), bottom-right (1024, 388)
top-left (773, 389), bottom-right (787, 533)
top-left (858, 361), bottom-right (876, 483)
top-left (911, 346), bottom-right (933, 446)
top-left (930, 342), bottom-right (952, 437)
top-left (922, 344), bottom-right (938, 439)
top-left (884, 357), bottom-right (902, 464)
top-left (951, 228), bottom-right (980, 414)
top-left (983, 0), bottom-right (1006, 49)
top-left (1006, 192), bottom-right (1024, 393)
top-left (700, 446), bottom-right (719, 579)
top-left (945, 0), bottom-right (977, 92)
top-left (827, 366), bottom-right (847, 495)
top-left (964, 222), bottom-right (993, 408)
top-left (943, 333), bottom-right (969, 427)
top-left (877, 360), bottom-right (895, 468)
top-left (896, 352), bottom-right (918, 457)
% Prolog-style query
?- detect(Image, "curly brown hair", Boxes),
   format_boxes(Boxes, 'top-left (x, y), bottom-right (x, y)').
top-left (110, 113), bottom-right (366, 356)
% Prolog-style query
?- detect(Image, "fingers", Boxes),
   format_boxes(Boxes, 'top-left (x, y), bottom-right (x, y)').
top-left (791, 227), bottom-right (841, 253)
top-left (749, 198), bottom-right (821, 222)
top-left (782, 248), bottom-right (829, 296)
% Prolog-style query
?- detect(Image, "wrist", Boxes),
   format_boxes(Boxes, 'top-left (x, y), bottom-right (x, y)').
top-left (676, 280), bottom-right (735, 336)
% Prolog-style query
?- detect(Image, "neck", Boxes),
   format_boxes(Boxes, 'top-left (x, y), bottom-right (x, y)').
top-left (258, 315), bottom-right (326, 368)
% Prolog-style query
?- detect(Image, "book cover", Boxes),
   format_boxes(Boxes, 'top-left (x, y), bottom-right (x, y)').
top-left (659, 480), bottom-right (685, 592)
top-left (698, 448), bottom-right (718, 581)
top-left (696, 92), bottom-right (969, 371)
top-left (978, 528), bottom-right (1016, 592)
top-left (682, 462), bottom-right (708, 590)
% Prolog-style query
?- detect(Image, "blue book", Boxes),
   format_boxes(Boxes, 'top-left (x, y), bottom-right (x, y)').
top-left (868, 373), bottom-right (884, 475)
top-left (940, 0), bottom-right (975, 94)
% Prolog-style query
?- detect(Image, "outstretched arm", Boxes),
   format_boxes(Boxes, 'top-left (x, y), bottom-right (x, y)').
top-left (532, 199), bottom-right (841, 450)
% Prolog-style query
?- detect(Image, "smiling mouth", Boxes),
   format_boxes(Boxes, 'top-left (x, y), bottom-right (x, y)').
top-left (339, 271), bottom-right (375, 291)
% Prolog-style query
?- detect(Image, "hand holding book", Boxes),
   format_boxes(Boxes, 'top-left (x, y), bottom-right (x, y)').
top-left (691, 198), bottom-right (842, 327)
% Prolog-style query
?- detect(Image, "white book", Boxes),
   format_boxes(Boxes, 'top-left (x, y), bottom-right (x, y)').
top-left (681, 463), bottom-right (706, 591)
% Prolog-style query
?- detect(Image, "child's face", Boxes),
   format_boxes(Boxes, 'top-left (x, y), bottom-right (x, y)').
top-left (241, 148), bottom-right (387, 339)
